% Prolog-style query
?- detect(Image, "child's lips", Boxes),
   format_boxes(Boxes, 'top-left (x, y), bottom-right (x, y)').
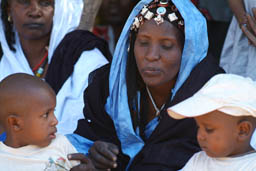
top-left (49, 132), bottom-right (56, 139)
top-left (201, 146), bottom-right (208, 151)
top-left (49, 129), bottom-right (57, 139)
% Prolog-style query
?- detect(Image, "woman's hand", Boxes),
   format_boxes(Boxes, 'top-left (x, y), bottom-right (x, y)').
top-left (242, 8), bottom-right (256, 46)
top-left (88, 141), bottom-right (119, 170)
top-left (68, 153), bottom-right (96, 171)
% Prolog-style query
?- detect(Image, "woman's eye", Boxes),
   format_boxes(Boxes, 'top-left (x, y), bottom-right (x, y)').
top-left (17, 0), bottom-right (30, 5)
top-left (40, 0), bottom-right (52, 6)
top-left (162, 44), bottom-right (173, 50)
top-left (161, 41), bottom-right (173, 50)
top-left (139, 41), bottom-right (149, 46)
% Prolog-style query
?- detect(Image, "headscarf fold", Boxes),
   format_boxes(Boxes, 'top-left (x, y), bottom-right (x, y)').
top-left (105, 0), bottom-right (208, 161)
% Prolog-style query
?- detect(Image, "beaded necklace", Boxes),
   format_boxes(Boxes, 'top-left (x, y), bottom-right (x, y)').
top-left (32, 48), bottom-right (48, 78)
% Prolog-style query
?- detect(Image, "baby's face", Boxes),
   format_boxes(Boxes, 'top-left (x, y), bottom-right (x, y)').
top-left (20, 87), bottom-right (57, 147)
top-left (195, 110), bottom-right (240, 157)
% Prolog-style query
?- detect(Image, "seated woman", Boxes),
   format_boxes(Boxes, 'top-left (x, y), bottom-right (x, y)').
top-left (0, 0), bottom-right (110, 134)
top-left (68, 0), bottom-right (224, 170)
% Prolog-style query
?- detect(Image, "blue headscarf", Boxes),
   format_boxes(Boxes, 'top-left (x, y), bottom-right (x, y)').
top-left (105, 0), bottom-right (208, 162)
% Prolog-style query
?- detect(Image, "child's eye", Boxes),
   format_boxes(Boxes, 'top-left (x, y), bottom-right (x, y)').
top-left (42, 112), bottom-right (49, 118)
top-left (205, 127), bottom-right (214, 133)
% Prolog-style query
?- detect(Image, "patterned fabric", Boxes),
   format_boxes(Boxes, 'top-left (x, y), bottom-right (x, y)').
top-left (131, 0), bottom-right (184, 32)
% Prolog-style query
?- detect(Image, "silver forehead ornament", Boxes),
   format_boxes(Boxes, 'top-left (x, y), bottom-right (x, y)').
top-left (154, 6), bottom-right (166, 25)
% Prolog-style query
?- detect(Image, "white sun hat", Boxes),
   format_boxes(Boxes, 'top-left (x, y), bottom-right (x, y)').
top-left (167, 74), bottom-right (256, 119)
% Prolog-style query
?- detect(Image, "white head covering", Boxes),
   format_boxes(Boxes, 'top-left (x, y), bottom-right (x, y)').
top-left (0, 0), bottom-right (84, 81)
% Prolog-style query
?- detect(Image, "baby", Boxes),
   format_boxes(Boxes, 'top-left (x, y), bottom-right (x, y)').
top-left (0, 73), bottom-right (84, 171)
top-left (168, 74), bottom-right (256, 170)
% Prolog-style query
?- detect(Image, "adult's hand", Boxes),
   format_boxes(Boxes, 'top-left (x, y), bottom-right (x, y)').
top-left (242, 8), bottom-right (256, 46)
top-left (89, 141), bottom-right (119, 170)
top-left (68, 153), bottom-right (96, 171)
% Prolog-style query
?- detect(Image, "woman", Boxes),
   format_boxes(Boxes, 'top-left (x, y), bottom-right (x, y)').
top-left (0, 0), bottom-right (109, 134)
top-left (220, 0), bottom-right (256, 80)
top-left (68, 0), bottom-right (224, 170)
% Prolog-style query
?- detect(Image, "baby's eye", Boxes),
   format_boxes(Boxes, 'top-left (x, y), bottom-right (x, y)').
top-left (205, 127), bottom-right (214, 134)
top-left (42, 112), bottom-right (49, 118)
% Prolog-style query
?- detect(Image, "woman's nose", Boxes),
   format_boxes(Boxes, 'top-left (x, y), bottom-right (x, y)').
top-left (145, 44), bottom-right (160, 61)
top-left (28, 2), bottom-right (42, 18)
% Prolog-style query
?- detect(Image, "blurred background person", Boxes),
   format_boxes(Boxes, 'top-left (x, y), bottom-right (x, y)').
top-left (93, 0), bottom-right (139, 54)
top-left (220, 0), bottom-right (256, 80)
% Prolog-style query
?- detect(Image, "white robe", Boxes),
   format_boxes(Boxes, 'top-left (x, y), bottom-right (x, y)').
top-left (220, 0), bottom-right (256, 80)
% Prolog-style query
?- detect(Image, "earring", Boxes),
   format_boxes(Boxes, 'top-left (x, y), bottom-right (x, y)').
top-left (8, 15), bottom-right (12, 22)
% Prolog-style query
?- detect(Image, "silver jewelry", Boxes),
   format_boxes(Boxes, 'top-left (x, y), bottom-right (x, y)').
top-left (146, 86), bottom-right (165, 116)
top-left (134, 17), bottom-right (140, 28)
top-left (160, 0), bottom-right (169, 5)
top-left (141, 6), bottom-right (149, 15)
top-left (154, 14), bottom-right (164, 25)
top-left (157, 7), bottom-right (167, 16)
top-left (178, 20), bottom-right (184, 26)
top-left (8, 15), bottom-right (12, 22)
top-left (144, 11), bottom-right (154, 20)
top-left (168, 13), bottom-right (178, 22)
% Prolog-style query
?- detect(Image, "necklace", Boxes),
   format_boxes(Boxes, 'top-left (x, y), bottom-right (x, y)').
top-left (146, 86), bottom-right (165, 116)
top-left (32, 47), bottom-right (48, 78)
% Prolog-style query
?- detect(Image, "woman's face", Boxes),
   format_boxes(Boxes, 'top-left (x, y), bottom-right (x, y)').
top-left (8, 0), bottom-right (54, 40)
top-left (134, 19), bottom-right (183, 88)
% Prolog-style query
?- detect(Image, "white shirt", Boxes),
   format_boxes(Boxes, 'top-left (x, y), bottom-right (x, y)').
top-left (181, 151), bottom-right (256, 171)
top-left (0, 134), bottom-right (79, 171)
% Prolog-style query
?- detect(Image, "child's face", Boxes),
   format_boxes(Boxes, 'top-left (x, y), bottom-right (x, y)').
top-left (195, 110), bottom-right (240, 157)
top-left (19, 87), bottom-right (57, 147)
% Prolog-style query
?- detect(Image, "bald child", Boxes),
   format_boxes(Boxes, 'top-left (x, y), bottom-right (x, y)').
top-left (0, 73), bottom-right (93, 171)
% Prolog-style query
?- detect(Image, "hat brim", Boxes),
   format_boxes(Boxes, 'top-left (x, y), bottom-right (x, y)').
top-left (167, 95), bottom-right (222, 119)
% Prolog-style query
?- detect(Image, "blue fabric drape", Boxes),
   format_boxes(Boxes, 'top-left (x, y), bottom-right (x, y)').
top-left (105, 0), bottom-right (208, 162)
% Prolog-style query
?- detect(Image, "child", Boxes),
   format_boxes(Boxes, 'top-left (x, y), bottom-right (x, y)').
top-left (168, 74), bottom-right (256, 170)
top-left (0, 73), bottom-right (89, 171)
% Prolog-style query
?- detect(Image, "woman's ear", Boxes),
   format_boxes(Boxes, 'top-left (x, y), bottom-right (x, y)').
top-left (237, 121), bottom-right (253, 142)
top-left (7, 115), bottom-right (23, 132)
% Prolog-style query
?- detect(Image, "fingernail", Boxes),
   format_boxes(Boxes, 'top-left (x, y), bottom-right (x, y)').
top-left (113, 163), bottom-right (117, 168)
top-left (113, 156), bottom-right (117, 161)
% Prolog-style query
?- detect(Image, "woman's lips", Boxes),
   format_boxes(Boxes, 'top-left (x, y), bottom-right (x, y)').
top-left (142, 67), bottom-right (162, 76)
top-left (23, 23), bottom-right (44, 29)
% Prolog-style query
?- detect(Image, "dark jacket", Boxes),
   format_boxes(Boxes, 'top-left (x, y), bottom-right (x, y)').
top-left (75, 54), bottom-right (225, 171)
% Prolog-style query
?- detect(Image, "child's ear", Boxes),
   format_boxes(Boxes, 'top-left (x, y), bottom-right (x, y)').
top-left (7, 115), bottom-right (23, 132)
top-left (237, 121), bottom-right (253, 142)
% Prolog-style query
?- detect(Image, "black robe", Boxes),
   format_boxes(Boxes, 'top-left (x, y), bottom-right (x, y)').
top-left (45, 30), bottom-right (112, 94)
top-left (75, 54), bottom-right (225, 171)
